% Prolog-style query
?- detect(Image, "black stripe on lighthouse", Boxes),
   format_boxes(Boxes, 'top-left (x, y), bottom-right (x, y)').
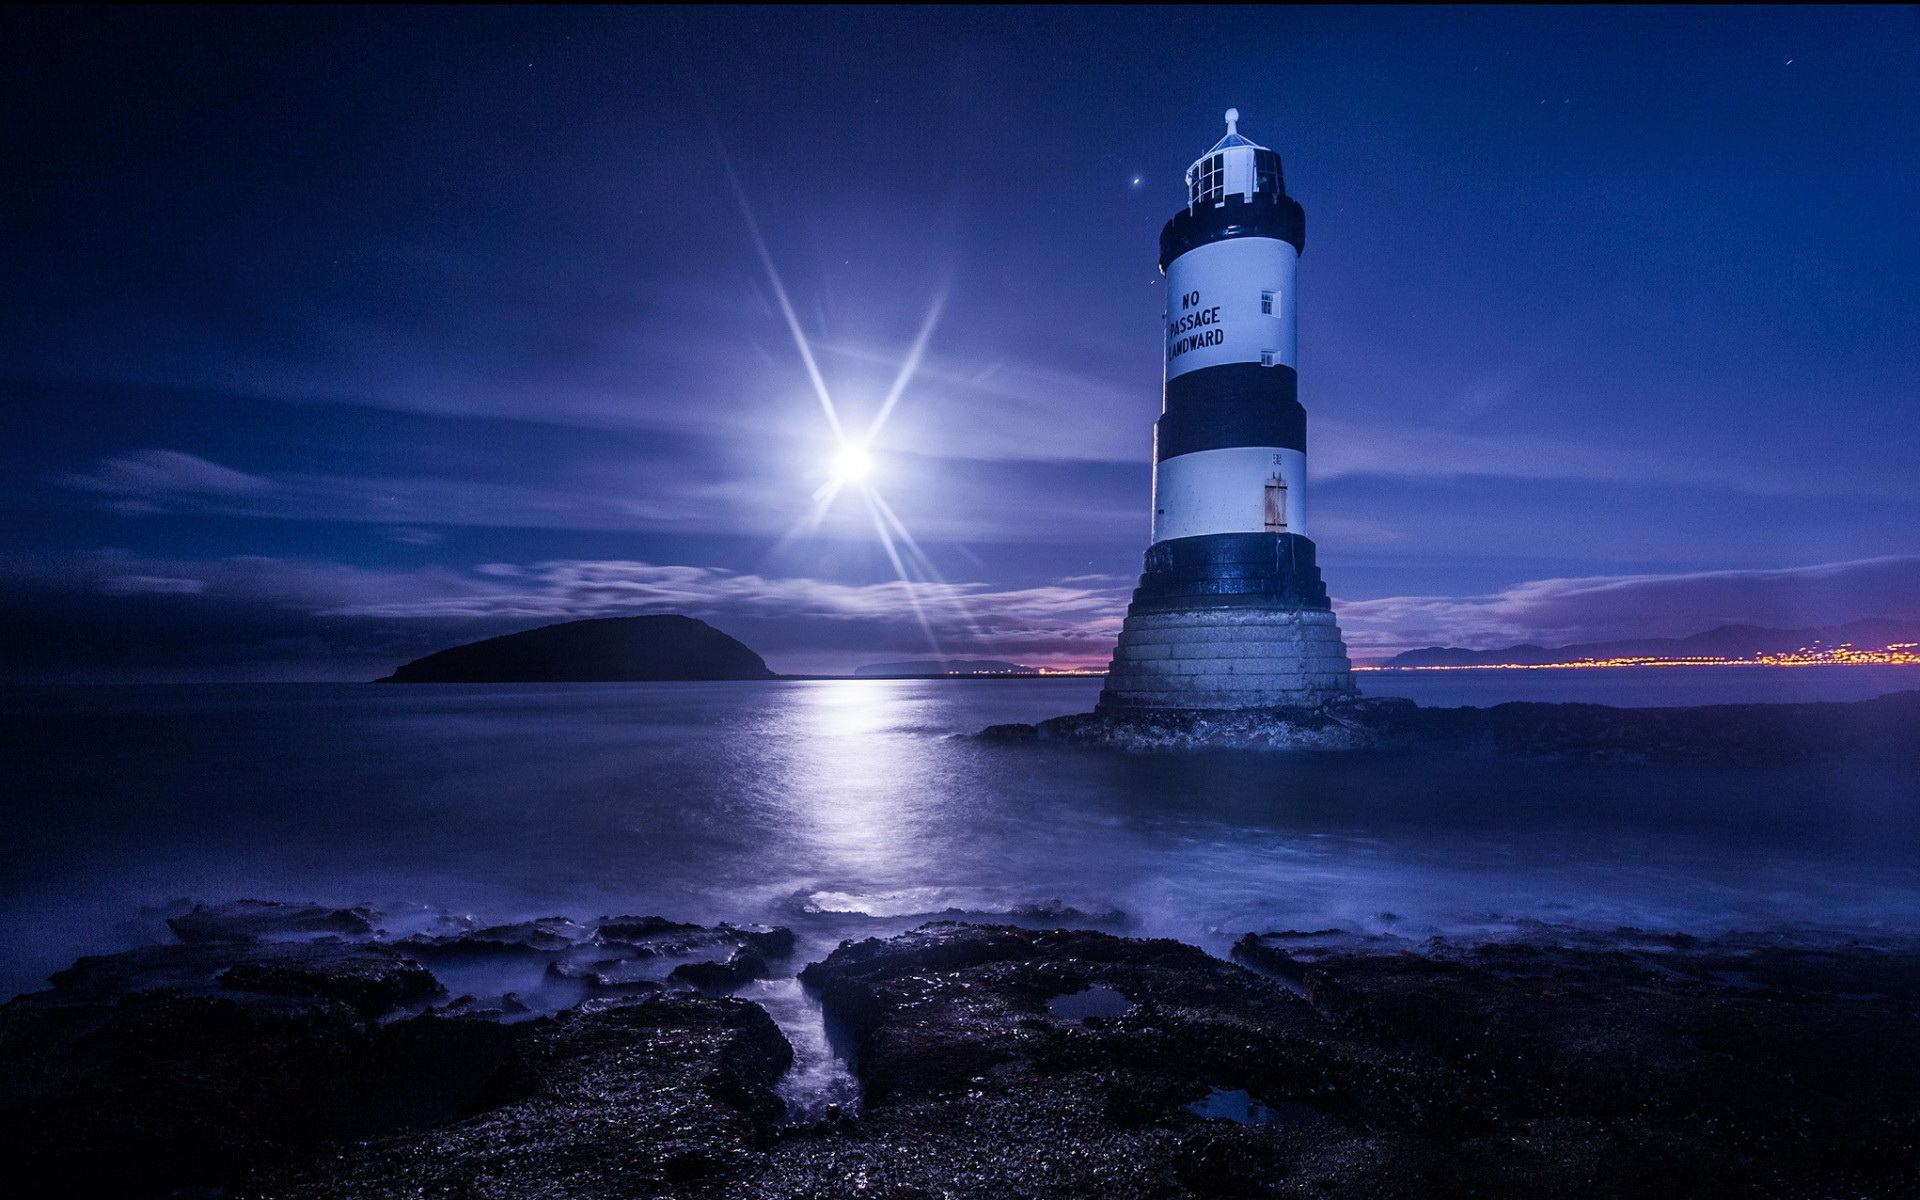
top-left (1156, 363), bottom-right (1306, 461)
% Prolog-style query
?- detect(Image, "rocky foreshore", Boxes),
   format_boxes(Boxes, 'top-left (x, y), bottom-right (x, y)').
top-left (980, 689), bottom-right (1920, 761)
top-left (5, 900), bottom-right (1920, 1198)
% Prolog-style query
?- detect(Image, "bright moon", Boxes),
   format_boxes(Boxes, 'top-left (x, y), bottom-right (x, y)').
top-left (830, 443), bottom-right (872, 485)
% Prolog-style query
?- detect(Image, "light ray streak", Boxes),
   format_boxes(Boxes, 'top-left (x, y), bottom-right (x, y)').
top-left (861, 487), bottom-right (944, 657)
top-left (716, 146), bottom-right (843, 440)
top-left (867, 284), bottom-right (948, 442)
top-left (714, 134), bottom-right (962, 663)
top-left (870, 489), bottom-right (987, 644)
top-left (867, 490), bottom-right (939, 579)
top-left (803, 477), bottom-right (845, 529)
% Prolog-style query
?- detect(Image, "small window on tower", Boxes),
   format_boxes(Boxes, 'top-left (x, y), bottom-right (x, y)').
top-left (1260, 350), bottom-right (1277, 367)
top-left (1260, 290), bottom-right (1275, 315)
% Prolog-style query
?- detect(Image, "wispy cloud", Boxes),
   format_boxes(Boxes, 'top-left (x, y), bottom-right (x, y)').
top-left (1, 551), bottom-right (1131, 674)
top-left (12, 548), bottom-right (1918, 677)
top-left (99, 574), bottom-right (207, 596)
top-left (324, 558), bottom-right (1129, 665)
top-left (61, 449), bottom-right (270, 498)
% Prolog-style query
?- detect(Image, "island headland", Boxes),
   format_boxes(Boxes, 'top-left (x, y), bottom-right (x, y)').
top-left (377, 614), bottom-right (776, 683)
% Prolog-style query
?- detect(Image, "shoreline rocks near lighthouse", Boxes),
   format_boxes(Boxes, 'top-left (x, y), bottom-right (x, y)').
top-left (5, 901), bottom-right (1920, 1197)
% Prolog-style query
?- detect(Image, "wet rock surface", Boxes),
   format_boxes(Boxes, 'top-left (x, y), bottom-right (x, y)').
top-left (167, 898), bottom-right (379, 944)
top-left (984, 689), bottom-right (1920, 762)
top-left (0, 899), bottom-right (798, 1199)
top-left (247, 996), bottom-right (794, 1199)
top-left (1236, 922), bottom-right (1920, 1196)
top-left (775, 922), bottom-right (1920, 1199)
top-left (1, 942), bottom-right (505, 1198)
top-left (6, 909), bottom-right (1918, 1198)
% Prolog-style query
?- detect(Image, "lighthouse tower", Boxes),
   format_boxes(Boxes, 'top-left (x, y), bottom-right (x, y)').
top-left (1099, 110), bottom-right (1357, 712)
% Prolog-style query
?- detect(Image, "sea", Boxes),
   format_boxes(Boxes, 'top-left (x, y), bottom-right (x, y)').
top-left (4, 665), bottom-right (1917, 1112)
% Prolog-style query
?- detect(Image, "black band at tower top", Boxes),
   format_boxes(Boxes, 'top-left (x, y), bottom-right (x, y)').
top-left (1159, 192), bottom-right (1305, 272)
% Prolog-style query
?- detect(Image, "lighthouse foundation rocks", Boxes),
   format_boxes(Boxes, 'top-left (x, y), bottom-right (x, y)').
top-left (1102, 607), bottom-right (1354, 711)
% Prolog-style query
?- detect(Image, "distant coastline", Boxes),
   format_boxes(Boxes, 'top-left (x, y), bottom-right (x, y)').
top-left (1374, 617), bottom-right (1920, 670)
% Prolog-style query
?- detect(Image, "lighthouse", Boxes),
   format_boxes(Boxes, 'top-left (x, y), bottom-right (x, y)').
top-left (1099, 110), bottom-right (1357, 711)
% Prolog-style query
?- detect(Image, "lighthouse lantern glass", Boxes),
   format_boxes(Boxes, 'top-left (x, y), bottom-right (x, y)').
top-left (1190, 155), bottom-right (1225, 207)
top-left (1187, 144), bottom-right (1286, 209)
top-left (1253, 149), bottom-right (1282, 197)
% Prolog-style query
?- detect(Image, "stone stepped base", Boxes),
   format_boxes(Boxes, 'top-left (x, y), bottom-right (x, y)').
top-left (1098, 605), bottom-right (1356, 711)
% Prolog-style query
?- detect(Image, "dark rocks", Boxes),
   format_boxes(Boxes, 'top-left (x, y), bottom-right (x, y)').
top-left (396, 914), bottom-right (595, 956)
top-left (1, 952), bottom-right (500, 1199)
top-left (0, 900), bottom-right (802, 1198)
top-left (168, 899), bottom-right (377, 944)
top-left (10, 911), bottom-right (1919, 1197)
top-left (670, 950), bottom-right (773, 990)
top-left (1231, 928), bottom-right (1416, 982)
top-left (778, 922), bottom-right (1920, 1198)
top-left (1237, 922), bottom-right (1920, 1195)
top-left (987, 697), bottom-right (1391, 752)
top-left (596, 916), bottom-right (796, 963)
top-left (985, 689), bottom-right (1920, 762)
top-left (246, 996), bottom-right (793, 1199)
top-left (218, 947), bottom-right (442, 1017)
top-left (783, 922), bottom-right (1450, 1196)
top-left (37, 939), bottom-right (443, 1017)
top-left (597, 913), bottom-right (706, 940)
top-left (395, 912), bottom-right (795, 1002)
top-left (1360, 690), bottom-right (1920, 764)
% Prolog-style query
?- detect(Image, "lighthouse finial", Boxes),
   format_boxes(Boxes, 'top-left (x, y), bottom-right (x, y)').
top-left (1225, 107), bottom-right (1239, 135)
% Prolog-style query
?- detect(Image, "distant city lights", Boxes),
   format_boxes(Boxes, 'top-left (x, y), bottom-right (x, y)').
top-left (900, 642), bottom-right (1920, 678)
top-left (1353, 642), bottom-right (1920, 672)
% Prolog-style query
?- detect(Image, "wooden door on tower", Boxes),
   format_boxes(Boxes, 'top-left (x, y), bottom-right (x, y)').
top-left (1264, 474), bottom-right (1288, 532)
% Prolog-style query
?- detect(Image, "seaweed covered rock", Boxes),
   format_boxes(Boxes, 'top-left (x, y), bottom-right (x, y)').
top-left (782, 922), bottom-right (1456, 1197)
top-left (247, 996), bottom-right (793, 1199)
top-left (779, 922), bottom-right (1920, 1198)
top-left (0, 900), bottom-right (803, 1198)
top-left (986, 690), bottom-right (1920, 763)
top-left (10, 912), bottom-right (1919, 1198)
top-left (0, 940), bottom-right (502, 1199)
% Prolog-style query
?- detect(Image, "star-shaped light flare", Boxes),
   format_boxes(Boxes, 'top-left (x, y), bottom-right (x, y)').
top-left (722, 149), bottom-right (972, 657)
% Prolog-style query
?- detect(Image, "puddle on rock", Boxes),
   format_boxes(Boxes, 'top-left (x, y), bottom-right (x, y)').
top-left (1046, 985), bottom-right (1134, 1021)
top-left (1187, 1087), bottom-right (1324, 1127)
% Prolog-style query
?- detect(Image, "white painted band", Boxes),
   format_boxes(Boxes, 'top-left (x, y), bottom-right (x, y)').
top-left (1164, 237), bottom-right (1297, 380)
top-left (1151, 446), bottom-right (1309, 543)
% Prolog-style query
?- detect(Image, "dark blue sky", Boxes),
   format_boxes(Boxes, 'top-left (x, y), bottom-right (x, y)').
top-left (4, 6), bottom-right (1917, 678)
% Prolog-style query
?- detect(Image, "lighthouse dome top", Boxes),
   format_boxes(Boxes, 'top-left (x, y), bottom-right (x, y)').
top-left (1185, 107), bottom-right (1286, 210)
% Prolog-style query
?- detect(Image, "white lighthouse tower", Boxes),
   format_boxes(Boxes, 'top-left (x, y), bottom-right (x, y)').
top-left (1099, 110), bottom-right (1357, 711)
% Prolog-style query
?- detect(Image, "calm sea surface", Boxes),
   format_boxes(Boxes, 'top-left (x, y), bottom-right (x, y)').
top-left (4, 666), bottom-right (1919, 1005)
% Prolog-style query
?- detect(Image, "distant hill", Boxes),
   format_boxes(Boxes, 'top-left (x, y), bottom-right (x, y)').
top-left (854, 659), bottom-right (1039, 677)
top-left (377, 615), bottom-right (776, 683)
top-left (1383, 619), bottom-right (1920, 668)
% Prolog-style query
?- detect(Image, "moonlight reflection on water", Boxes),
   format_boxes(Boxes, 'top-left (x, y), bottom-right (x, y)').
top-left (2, 671), bottom-right (1918, 1002)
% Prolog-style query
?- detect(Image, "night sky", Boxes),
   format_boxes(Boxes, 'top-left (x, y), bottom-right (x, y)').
top-left (5, 6), bottom-right (1917, 679)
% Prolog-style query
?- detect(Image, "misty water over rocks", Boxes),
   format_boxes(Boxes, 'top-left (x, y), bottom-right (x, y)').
top-left (4, 667), bottom-right (1920, 1007)
top-left (5, 670), bottom-right (1920, 1192)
